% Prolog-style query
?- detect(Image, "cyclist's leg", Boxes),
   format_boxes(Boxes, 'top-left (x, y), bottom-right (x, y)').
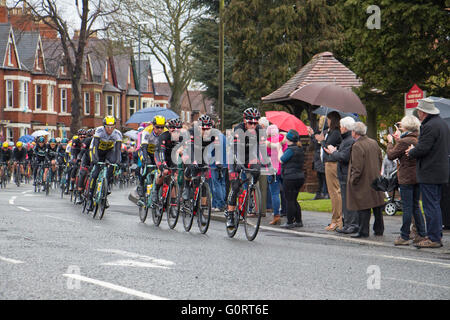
top-left (182, 164), bottom-right (193, 200)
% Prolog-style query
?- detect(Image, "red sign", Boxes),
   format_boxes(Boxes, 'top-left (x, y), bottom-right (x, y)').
top-left (405, 84), bottom-right (424, 109)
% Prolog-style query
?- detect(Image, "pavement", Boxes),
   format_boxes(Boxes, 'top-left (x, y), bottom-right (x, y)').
top-left (128, 190), bottom-right (450, 255)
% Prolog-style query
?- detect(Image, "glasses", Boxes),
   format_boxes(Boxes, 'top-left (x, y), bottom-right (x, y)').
top-left (201, 127), bottom-right (211, 131)
top-left (155, 126), bottom-right (165, 129)
top-left (105, 125), bottom-right (115, 129)
top-left (246, 121), bottom-right (258, 126)
top-left (169, 127), bottom-right (180, 131)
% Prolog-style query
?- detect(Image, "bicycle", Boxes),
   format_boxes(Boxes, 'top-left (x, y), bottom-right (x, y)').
top-left (151, 167), bottom-right (180, 228)
top-left (180, 166), bottom-right (212, 234)
top-left (59, 163), bottom-right (71, 199)
top-left (45, 164), bottom-right (57, 196)
top-left (14, 162), bottom-right (24, 187)
top-left (137, 164), bottom-right (158, 223)
top-left (33, 162), bottom-right (45, 193)
top-left (226, 167), bottom-right (262, 241)
top-left (0, 162), bottom-right (10, 189)
top-left (91, 162), bottom-right (117, 220)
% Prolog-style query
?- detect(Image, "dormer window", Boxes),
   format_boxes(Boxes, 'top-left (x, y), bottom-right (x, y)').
top-left (8, 42), bottom-right (13, 66)
top-left (60, 65), bottom-right (66, 75)
top-left (35, 54), bottom-right (41, 71)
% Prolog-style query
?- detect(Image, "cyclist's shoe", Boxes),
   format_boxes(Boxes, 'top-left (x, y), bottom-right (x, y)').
top-left (151, 185), bottom-right (160, 203)
top-left (137, 197), bottom-right (145, 207)
top-left (87, 200), bottom-right (94, 212)
top-left (76, 197), bottom-right (83, 205)
top-left (182, 186), bottom-right (191, 201)
top-left (225, 210), bottom-right (235, 230)
top-left (104, 199), bottom-right (110, 209)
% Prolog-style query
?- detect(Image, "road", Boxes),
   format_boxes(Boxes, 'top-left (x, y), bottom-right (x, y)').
top-left (1, 184), bottom-right (449, 300)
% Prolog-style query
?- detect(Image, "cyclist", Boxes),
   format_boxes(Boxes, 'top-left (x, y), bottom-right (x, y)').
top-left (181, 115), bottom-right (216, 202)
top-left (225, 107), bottom-right (268, 230)
top-left (69, 129), bottom-right (87, 191)
top-left (120, 144), bottom-right (129, 181)
top-left (56, 138), bottom-right (69, 179)
top-left (74, 129), bottom-right (94, 204)
top-left (12, 142), bottom-right (27, 182)
top-left (87, 116), bottom-right (122, 210)
top-left (32, 136), bottom-right (48, 187)
top-left (137, 115), bottom-right (167, 204)
top-left (150, 118), bottom-right (184, 204)
top-left (45, 138), bottom-right (59, 186)
top-left (0, 141), bottom-right (13, 180)
top-left (26, 142), bottom-right (34, 180)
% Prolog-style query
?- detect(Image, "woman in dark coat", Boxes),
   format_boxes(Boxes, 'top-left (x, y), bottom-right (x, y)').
top-left (387, 115), bottom-right (427, 245)
top-left (279, 130), bottom-right (305, 229)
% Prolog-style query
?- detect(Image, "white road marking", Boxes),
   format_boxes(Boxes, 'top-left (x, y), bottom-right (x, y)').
top-left (21, 190), bottom-right (32, 194)
top-left (96, 249), bottom-right (175, 267)
top-left (44, 215), bottom-right (77, 223)
top-left (9, 196), bottom-right (17, 205)
top-left (62, 274), bottom-right (168, 300)
top-left (361, 254), bottom-right (450, 268)
top-left (0, 255), bottom-right (25, 264)
top-left (17, 206), bottom-right (31, 212)
top-left (385, 277), bottom-right (450, 290)
top-left (101, 259), bottom-right (171, 269)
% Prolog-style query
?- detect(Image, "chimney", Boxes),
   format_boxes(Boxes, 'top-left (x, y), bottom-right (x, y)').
top-left (0, 0), bottom-right (8, 23)
top-left (73, 29), bottom-right (80, 39)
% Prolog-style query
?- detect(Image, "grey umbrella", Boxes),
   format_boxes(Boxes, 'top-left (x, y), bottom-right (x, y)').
top-left (290, 82), bottom-right (367, 115)
top-left (428, 96), bottom-right (450, 128)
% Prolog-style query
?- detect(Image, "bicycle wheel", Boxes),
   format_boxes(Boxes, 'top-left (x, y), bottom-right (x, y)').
top-left (244, 186), bottom-right (262, 241)
top-left (98, 181), bottom-right (108, 220)
top-left (197, 182), bottom-right (211, 234)
top-left (181, 187), bottom-right (194, 232)
top-left (139, 192), bottom-right (149, 223)
top-left (151, 186), bottom-right (163, 226)
top-left (226, 189), bottom-right (243, 238)
top-left (167, 181), bottom-right (180, 229)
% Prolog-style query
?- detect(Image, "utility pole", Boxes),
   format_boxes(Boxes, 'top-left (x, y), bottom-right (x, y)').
top-left (219, 0), bottom-right (225, 132)
top-left (137, 21), bottom-right (149, 111)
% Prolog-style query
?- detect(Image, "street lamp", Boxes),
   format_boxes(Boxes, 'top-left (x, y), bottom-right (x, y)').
top-left (138, 21), bottom-right (149, 111)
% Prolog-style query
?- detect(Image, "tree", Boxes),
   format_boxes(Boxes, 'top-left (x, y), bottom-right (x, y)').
top-left (225, 0), bottom-right (342, 102)
top-left (338, 0), bottom-right (449, 138)
top-left (106, 0), bottom-right (206, 115)
top-left (21, 0), bottom-right (120, 134)
top-left (190, 1), bottom-right (258, 128)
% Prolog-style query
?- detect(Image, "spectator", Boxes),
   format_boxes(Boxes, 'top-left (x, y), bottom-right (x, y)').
top-left (406, 98), bottom-right (450, 248)
top-left (387, 115), bottom-right (427, 245)
top-left (315, 111), bottom-right (342, 231)
top-left (324, 116), bottom-right (359, 234)
top-left (265, 124), bottom-right (287, 225)
top-left (279, 129), bottom-right (305, 229)
top-left (308, 116), bottom-right (329, 200)
top-left (347, 122), bottom-right (385, 238)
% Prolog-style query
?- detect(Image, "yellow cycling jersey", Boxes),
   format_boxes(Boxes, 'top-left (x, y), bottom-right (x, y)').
top-left (142, 125), bottom-right (167, 154)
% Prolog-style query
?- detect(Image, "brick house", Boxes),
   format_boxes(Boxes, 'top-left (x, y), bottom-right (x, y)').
top-left (0, 1), bottom-right (168, 142)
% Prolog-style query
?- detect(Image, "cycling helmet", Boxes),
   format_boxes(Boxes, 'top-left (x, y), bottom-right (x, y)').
top-left (37, 136), bottom-right (45, 143)
top-left (243, 107), bottom-right (261, 121)
top-left (198, 115), bottom-right (213, 128)
top-left (61, 138), bottom-right (69, 144)
top-left (77, 128), bottom-right (87, 136)
top-left (103, 116), bottom-right (116, 126)
top-left (121, 144), bottom-right (127, 152)
top-left (87, 128), bottom-right (95, 137)
top-left (152, 115), bottom-right (166, 126)
top-left (49, 138), bottom-right (57, 144)
top-left (2, 141), bottom-right (8, 148)
top-left (16, 141), bottom-right (23, 148)
top-left (167, 118), bottom-right (183, 129)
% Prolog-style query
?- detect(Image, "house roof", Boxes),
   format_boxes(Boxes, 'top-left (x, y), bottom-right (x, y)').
top-left (14, 30), bottom-right (40, 71)
top-left (127, 87), bottom-right (139, 96)
top-left (154, 82), bottom-right (171, 98)
top-left (103, 82), bottom-right (121, 93)
top-left (113, 54), bottom-right (130, 91)
top-left (136, 60), bottom-right (154, 93)
top-left (0, 23), bottom-right (12, 66)
top-left (262, 52), bottom-right (362, 103)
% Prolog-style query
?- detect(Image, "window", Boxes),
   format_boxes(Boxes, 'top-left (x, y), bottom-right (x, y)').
top-left (19, 81), bottom-right (28, 110)
top-left (129, 99), bottom-right (136, 117)
top-left (142, 101), bottom-right (147, 109)
top-left (95, 93), bottom-right (100, 115)
top-left (8, 43), bottom-right (12, 66)
top-left (186, 111), bottom-right (191, 123)
top-left (7, 128), bottom-right (14, 142)
top-left (106, 95), bottom-right (114, 116)
top-left (181, 111), bottom-right (185, 122)
top-left (84, 92), bottom-right (90, 115)
top-left (60, 65), bottom-right (66, 75)
top-left (47, 85), bottom-right (54, 112)
top-left (35, 85), bottom-right (42, 109)
top-left (60, 89), bottom-right (67, 113)
top-left (6, 80), bottom-right (13, 108)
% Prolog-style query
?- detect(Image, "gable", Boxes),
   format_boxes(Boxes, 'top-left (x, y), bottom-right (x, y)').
top-left (34, 39), bottom-right (45, 72)
top-left (3, 29), bottom-right (20, 68)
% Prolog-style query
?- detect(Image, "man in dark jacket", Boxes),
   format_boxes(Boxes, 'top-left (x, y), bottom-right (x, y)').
top-left (406, 98), bottom-right (450, 248)
top-left (325, 117), bottom-right (359, 234)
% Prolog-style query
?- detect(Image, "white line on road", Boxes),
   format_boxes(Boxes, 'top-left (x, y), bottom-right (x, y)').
top-left (44, 215), bottom-right (77, 223)
top-left (96, 249), bottom-right (175, 267)
top-left (361, 254), bottom-right (450, 268)
top-left (21, 190), bottom-right (32, 194)
top-left (17, 206), bottom-right (31, 212)
top-left (101, 259), bottom-right (172, 269)
top-left (62, 274), bottom-right (169, 300)
top-left (9, 196), bottom-right (17, 205)
top-left (385, 277), bottom-right (450, 290)
top-left (0, 255), bottom-right (25, 264)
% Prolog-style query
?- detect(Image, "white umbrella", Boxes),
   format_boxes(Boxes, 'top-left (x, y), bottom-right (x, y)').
top-left (124, 130), bottom-right (139, 140)
top-left (31, 130), bottom-right (50, 137)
